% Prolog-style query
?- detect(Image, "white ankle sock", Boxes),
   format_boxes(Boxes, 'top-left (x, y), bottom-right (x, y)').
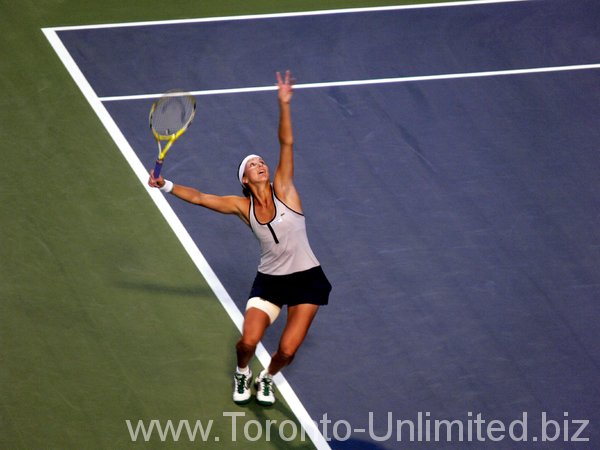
top-left (236, 366), bottom-right (250, 375)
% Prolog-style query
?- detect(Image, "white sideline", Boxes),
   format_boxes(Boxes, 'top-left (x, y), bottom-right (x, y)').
top-left (41, 27), bottom-right (329, 450)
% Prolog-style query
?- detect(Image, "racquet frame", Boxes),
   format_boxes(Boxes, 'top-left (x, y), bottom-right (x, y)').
top-left (149, 91), bottom-right (196, 178)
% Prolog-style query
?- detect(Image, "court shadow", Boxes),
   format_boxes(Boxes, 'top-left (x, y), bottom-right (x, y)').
top-left (234, 398), bottom-right (389, 449)
top-left (233, 400), bottom-right (315, 449)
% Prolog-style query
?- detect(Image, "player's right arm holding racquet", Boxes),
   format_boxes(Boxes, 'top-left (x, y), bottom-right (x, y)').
top-left (148, 71), bottom-right (294, 225)
top-left (147, 90), bottom-right (249, 222)
top-left (148, 173), bottom-right (250, 223)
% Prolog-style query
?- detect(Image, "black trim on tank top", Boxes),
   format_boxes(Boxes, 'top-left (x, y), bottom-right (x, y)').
top-left (266, 223), bottom-right (280, 244)
top-left (251, 191), bottom-right (277, 225)
top-left (249, 191), bottom-right (279, 244)
top-left (273, 190), bottom-right (304, 216)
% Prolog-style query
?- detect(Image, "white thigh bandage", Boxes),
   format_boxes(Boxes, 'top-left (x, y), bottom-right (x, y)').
top-left (246, 297), bottom-right (281, 324)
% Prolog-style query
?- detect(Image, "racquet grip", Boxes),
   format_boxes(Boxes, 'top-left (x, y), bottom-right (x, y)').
top-left (153, 160), bottom-right (164, 179)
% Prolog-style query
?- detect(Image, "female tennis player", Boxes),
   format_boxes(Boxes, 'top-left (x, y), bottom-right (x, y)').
top-left (148, 71), bottom-right (331, 406)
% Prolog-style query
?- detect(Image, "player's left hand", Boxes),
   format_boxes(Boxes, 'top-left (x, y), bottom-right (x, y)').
top-left (277, 70), bottom-right (294, 104)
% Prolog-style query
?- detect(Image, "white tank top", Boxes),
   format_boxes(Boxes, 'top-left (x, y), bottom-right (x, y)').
top-left (249, 190), bottom-right (320, 275)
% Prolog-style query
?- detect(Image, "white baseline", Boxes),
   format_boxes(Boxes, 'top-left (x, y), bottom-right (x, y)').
top-left (49, 0), bottom-right (534, 31)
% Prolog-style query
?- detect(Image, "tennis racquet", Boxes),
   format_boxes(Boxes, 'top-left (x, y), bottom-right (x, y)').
top-left (149, 90), bottom-right (196, 179)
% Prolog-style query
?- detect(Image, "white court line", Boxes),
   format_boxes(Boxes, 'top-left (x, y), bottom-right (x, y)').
top-left (42, 27), bottom-right (331, 450)
top-left (49, 0), bottom-right (534, 31)
top-left (99, 63), bottom-right (600, 102)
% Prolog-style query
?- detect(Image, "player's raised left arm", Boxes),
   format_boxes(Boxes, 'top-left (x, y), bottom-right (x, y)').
top-left (274, 71), bottom-right (301, 209)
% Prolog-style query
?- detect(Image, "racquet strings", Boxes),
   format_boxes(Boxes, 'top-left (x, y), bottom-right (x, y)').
top-left (151, 93), bottom-right (195, 137)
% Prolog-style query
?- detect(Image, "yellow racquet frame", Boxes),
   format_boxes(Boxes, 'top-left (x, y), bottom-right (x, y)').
top-left (149, 91), bottom-right (196, 178)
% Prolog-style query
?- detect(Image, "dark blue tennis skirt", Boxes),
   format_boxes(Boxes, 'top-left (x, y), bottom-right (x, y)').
top-left (249, 265), bottom-right (332, 306)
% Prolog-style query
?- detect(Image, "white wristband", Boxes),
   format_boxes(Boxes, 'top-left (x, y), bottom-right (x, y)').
top-left (159, 180), bottom-right (174, 193)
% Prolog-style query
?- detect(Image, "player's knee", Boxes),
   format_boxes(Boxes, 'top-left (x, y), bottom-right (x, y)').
top-left (236, 340), bottom-right (257, 356)
top-left (273, 349), bottom-right (296, 366)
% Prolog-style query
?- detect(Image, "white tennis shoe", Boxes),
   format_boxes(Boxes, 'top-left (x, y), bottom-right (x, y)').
top-left (255, 369), bottom-right (275, 406)
top-left (233, 369), bottom-right (252, 405)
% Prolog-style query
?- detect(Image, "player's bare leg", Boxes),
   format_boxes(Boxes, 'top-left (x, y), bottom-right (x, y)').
top-left (255, 304), bottom-right (320, 406)
top-left (232, 308), bottom-right (270, 404)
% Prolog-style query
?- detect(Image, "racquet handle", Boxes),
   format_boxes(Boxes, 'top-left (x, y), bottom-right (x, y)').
top-left (153, 159), bottom-right (164, 179)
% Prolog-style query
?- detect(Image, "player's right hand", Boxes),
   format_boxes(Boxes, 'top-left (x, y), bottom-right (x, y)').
top-left (148, 170), bottom-right (165, 188)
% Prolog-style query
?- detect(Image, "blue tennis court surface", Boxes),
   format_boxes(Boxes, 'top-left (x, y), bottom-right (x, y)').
top-left (49, 0), bottom-right (600, 447)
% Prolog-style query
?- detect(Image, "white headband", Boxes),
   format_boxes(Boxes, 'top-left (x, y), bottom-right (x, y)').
top-left (237, 154), bottom-right (261, 185)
